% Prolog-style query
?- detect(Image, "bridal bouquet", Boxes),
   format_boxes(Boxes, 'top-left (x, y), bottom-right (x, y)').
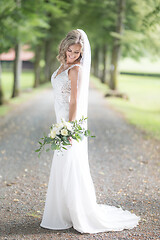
top-left (35, 116), bottom-right (95, 157)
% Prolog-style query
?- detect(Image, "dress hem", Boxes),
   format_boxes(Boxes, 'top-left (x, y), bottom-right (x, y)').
top-left (40, 218), bottom-right (140, 234)
top-left (40, 224), bottom-right (73, 230)
top-left (73, 216), bottom-right (141, 234)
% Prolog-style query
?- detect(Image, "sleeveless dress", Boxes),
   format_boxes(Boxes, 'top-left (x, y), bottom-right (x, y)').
top-left (40, 63), bottom-right (141, 234)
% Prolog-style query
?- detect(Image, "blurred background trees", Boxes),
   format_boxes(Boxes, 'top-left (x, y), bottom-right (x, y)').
top-left (0, 0), bottom-right (160, 104)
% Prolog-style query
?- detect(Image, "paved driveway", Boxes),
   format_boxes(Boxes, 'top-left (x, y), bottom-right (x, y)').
top-left (0, 84), bottom-right (159, 239)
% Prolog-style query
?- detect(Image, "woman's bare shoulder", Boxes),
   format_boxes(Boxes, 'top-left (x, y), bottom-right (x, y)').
top-left (69, 63), bottom-right (82, 73)
top-left (68, 65), bottom-right (82, 81)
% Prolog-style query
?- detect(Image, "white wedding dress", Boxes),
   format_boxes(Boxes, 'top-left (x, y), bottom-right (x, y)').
top-left (40, 63), bottom-right (141, 234)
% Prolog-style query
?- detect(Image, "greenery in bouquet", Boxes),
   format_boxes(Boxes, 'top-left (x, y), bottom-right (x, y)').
top-left (35, 116), bottom-right (95, 157)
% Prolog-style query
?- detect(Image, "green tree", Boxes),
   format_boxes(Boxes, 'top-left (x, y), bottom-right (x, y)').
top-left (70, 0), bottom-right (117, 82)
top-left (0, 0), bottom-right (17, 103)
top-left (43, 0), bottom-right (71, 82)
top-left (12, 0), bottom-right (49, 96)
top-left (0, 0), bottom-right (49, 99)
top-left (32, 0), bottom-right (72, 86)
top-left (110, 0), bottom-right (125, 90)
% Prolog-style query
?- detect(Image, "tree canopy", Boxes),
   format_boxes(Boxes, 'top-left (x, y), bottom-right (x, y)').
top-left (0, 0), bottom-right (159, 103)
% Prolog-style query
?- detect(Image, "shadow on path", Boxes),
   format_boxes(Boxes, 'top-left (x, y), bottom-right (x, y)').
top-left (0, 217), bottom-right (83, 237)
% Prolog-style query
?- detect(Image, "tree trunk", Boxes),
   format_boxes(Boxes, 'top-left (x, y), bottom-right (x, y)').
top-left (0, 61), bottom-right (3, 105)
top-left (101, 43), bottom-right (108, 83)
top-left (44, 39), bottom-right (52, 82)
top-left (12, 43), bottom-right (22, 98)
top-left (110, 0), bottom-right (125, 90)
top-left (93, 46), bottom-right (99, 78)
top-left (34, 45), bottom-right (41, 88)
top-left (110, 44), bottom-right (119, 90)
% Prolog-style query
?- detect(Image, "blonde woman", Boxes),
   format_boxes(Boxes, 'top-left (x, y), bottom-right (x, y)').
top-left (40, 29), bottom-right (140, 234)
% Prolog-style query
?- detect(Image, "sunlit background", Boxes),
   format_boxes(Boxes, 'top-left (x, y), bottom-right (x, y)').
top-left (0, 2), bottom-right (160, 238)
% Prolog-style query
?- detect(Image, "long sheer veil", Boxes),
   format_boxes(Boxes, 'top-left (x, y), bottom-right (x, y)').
top-left (76, 29), bottom-right (91, 130)
top-left (76, 29), bottom-right (91, 155)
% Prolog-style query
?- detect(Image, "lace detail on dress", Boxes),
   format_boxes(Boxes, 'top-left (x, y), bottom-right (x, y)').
top-left (51, 64), bottom-right (82, 123)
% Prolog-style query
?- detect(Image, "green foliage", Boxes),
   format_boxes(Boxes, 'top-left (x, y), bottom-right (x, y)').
top-left (35, 116), bottom-right (96, 157)
top-left (0, 0), bottom-right (16, 52)
top-left (1, 0), bottom-right (159, 61)
top-left (0, 0), bottom-right (50, 53)
top-left (0, 0), bottom-right (159, 57)
top-left (122, 0), bottom-right (160, 59)
top-left (70, 0), bottom-right (117, 51)
top-left (1, 0), bottom-right (160, 106)
top-left (142, 0), bottom-right (160, 29)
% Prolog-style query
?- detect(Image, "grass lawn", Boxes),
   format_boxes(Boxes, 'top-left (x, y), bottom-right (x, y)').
top-left (0, 71), bottom-right (51, 116)
top-left (91, 74), bottom-right (160, 141)
top-left (2, 71), bottom-right (34, 100)
top-left (119, 57), bottom-right (160, 74)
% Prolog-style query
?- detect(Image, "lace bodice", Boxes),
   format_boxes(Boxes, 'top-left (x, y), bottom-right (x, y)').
top-left (51, 63), bottom-right (81, 123)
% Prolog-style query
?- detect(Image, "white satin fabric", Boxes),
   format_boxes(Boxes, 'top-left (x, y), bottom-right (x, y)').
top-left (40, 64), bottom-right (141, 234)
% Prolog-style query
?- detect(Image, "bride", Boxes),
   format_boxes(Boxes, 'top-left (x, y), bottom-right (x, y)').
top-left (40, 29), bottom-right (140, 234)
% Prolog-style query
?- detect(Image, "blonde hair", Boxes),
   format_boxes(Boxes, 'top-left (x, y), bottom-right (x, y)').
top-left (57, 30), bottom-right (84, 64)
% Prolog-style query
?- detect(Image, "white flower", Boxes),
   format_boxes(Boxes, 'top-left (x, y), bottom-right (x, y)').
top-left (52, 123), bottom-right (63, 135)
top-left (61, 129), bottom-right (68, 136)
top-left (52, 127), bottom-right (60, 135)
top-left (55, 128), bottom-right (60, 134)
top-left (50, 129), bottom-right (56, 139)
top-left (64, 122), bottom-right (73, 131)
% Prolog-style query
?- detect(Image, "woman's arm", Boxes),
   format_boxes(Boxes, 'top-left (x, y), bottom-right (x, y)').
top-left (68, 66), bottom-right (81, 121)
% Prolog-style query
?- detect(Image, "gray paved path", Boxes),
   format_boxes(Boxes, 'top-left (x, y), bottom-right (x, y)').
top-left (0, 83), bottom-right (159, 239)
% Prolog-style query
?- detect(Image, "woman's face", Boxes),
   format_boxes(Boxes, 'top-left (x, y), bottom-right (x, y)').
top-left (66, 44), bottom-right (82, 64)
